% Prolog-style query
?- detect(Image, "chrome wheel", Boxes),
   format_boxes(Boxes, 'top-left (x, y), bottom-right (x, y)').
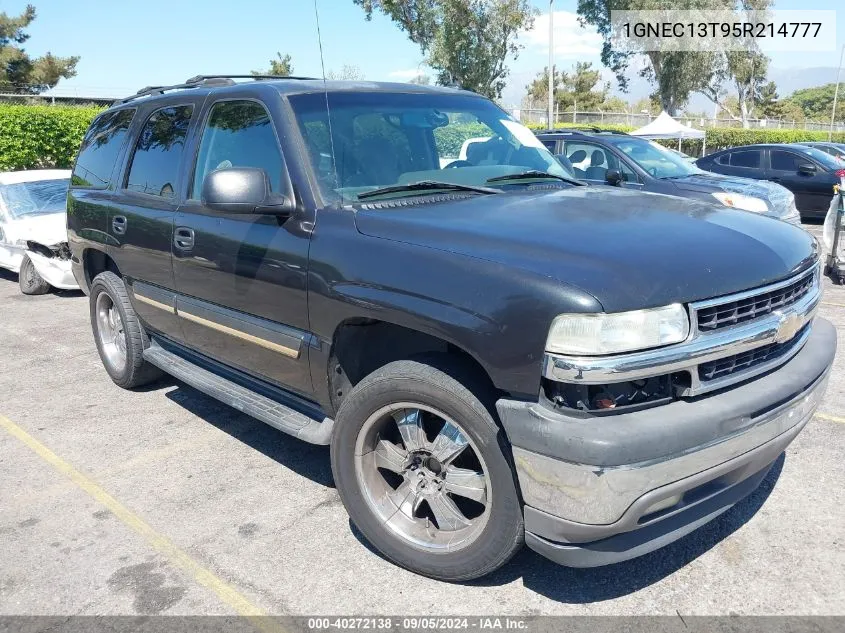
top-left (354, 403), bottom-right (491, 552)
top-left (95, 291), bottom-right (127, 372)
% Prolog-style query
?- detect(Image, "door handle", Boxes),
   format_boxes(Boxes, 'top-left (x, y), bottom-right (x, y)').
top-left (112, 215), bottom-right (127, 235)
top-left (174, 227), bottom-right (195, 250)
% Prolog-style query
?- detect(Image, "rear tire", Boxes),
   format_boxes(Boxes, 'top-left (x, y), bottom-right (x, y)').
top-left (19, 255), bottom-right (51, 295)
top-left (330, 357), bottom-right (523, 581)
top-left (89, 271), bottom-right (162, 389)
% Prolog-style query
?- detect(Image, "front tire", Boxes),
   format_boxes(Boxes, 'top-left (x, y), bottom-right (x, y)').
top-left (19, 255), bottom-right (51, 295)
top-left (89, 271), bottom-right (162, 389)
top-left (330, 357), bottom-right (523, 581)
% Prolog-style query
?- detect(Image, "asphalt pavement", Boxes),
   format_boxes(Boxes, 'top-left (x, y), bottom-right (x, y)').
top-left (1, 220), bottom-right (843, 617)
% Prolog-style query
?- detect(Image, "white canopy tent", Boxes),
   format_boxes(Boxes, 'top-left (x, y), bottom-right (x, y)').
top-left (631, 111), bottom-right (706, 154)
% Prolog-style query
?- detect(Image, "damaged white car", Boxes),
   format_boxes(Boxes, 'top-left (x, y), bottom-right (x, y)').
top-left (0, 170), bottom-right (77, 295)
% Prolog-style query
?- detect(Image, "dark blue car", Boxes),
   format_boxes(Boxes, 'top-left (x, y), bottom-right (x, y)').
top-left (535, 130), bottom-right (800, 225)
top-left (696, 143), bottom-right (841, 220)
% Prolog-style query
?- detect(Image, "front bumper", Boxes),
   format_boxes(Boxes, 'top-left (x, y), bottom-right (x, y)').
top-left (26, 250), bottom-right (78, 290)
top-left (497, 317), bottom-right (835, 567)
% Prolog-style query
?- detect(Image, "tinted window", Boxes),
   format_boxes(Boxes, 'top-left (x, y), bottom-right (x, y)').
top-left (72, 109), bottom-right (136, 188)
top-left (770, 150), bottom-right (799, 171)
top-left (125, 105), bottom-right (193, 199)
top-left (192, 101), bottom-right (283, 198)
top-left (729, 150), bottom-right (760, 168)
top-left (715, 153), bottom-right (730, 165)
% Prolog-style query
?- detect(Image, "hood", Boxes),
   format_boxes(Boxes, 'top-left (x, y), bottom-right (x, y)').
top-left (354, 187), bottom-right (817, 313)
top-left (670, 171), bottom-right (794, 212)
top-left (3, 212), bottom-right (68, 246)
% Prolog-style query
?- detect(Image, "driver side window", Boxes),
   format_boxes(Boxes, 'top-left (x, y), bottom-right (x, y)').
top-left (192, 100), bottom-right (283, 199)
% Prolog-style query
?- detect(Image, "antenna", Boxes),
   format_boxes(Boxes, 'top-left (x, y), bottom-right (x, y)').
top-left (313, 0), bottom-right (338, 191)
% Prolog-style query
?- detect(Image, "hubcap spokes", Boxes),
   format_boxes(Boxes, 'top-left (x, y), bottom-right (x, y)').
top-left (96, 293), bottom-right (127, 371)
top-left (356, 404), bottom-right (491, 551)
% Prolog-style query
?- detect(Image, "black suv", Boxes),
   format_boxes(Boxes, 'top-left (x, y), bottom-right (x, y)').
top-left (68, 76), bottom-right (834, 581)
top-left (535, 130), bottom-right (800, 224)
top-left (696, 143), bottom-right (842, 219)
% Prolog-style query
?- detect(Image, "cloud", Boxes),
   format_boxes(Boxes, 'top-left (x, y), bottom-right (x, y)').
top-left (388, 68), bottom-right (427, 80)
top-left (522, 10), bottom-right (603, 59)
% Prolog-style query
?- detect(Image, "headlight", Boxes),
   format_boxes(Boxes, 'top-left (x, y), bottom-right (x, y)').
top-left (711, 192), bottom-right (769, 213)
top-left (546, 304), bottom-right (690, 355)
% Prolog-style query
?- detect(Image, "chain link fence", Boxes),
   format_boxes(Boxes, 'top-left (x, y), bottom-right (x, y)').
top-left (511, 107), bottom-right (845, 133)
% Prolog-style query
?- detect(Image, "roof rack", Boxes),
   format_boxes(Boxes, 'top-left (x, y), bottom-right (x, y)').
top-left (534, 127), bottom-right (629, 135)
top-left (115, 74), bottom-right (318, 105)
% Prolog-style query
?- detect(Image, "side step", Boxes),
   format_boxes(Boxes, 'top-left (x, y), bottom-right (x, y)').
top-left (143, 341), bottom-right (334, 445)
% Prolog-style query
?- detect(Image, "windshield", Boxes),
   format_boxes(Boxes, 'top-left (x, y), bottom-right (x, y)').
top-left (288, 91), bottom-right (572, 203)
top-left (795, 145), bottom-right (844, 170)
top-left (0, 179), bottom-right (69, 219)
top-left (603, 136), bottom-right (700, 179)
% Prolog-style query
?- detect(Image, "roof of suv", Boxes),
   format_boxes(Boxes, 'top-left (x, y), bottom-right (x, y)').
top-left (534, 129), bottom-right (630, 138)
top-left (112, 75), bottom-right (477, 108)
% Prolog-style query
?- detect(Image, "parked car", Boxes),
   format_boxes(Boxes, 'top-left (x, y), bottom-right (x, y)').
top-left (695, 143), bottom-right (842, 219)
top-left (535, 130), bottom-right (800, 225)
top-left (69, 76), bottom-right (834, 581)
top-left (0, 169), bottom-right (77, 294)
top-left (800, 141), bottom-right (845, 164)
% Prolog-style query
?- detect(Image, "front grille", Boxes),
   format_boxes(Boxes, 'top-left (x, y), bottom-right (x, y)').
top-left (696, 270), bottom-right (815, 332)
top-left (698, 324), bottom-right (809, 382)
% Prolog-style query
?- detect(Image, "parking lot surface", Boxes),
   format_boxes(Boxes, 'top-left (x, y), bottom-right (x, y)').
top-left (1, 220), bottom-right (844, 617)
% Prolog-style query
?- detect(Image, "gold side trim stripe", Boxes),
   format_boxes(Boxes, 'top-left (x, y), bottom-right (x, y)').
top-left (134, 293), bottom-right (175, 314)
top-left (178, 309), bottom-right (300, 359)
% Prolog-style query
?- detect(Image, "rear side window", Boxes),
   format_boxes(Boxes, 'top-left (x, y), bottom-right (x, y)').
top-left (770, 150), bottom-right (800, 171)
top-left (72, 109), bottom-right (136, 189)
top-left (125, 105), bottom-right (194, 199)
top-left (728, 150), bottom-right (760, 168)
top-left (192, 100), bottom-right (283, 198)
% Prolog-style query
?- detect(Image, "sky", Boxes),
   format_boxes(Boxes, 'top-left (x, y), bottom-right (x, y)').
top-left (12, 0), bottom-right (845, 104)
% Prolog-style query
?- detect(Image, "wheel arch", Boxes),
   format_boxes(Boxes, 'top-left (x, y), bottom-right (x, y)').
top-left (324, 317), bottom-right (499, 417)
top-left (82, 247), bottom-right (121, 288)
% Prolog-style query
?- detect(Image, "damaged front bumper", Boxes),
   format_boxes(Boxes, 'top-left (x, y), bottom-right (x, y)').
top-left (25, 241), bottom-right (78, 290)
top-left (496, 317), bottom-right (835, 568)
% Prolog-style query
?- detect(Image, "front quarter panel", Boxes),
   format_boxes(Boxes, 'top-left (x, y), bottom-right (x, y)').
top-left (306, 207), bottom-right (603, 402)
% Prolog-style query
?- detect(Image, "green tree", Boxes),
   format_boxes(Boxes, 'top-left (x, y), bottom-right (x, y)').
top-left (326, 65), bottom-right (365, 80)
top-left (600, 95), bottom-right (629, 111)
top-left (576, 0), bottom-right (739, 115)
top-left (354, 0), bottom-right (536, 99)
top-left (699, 50), bottom-right (770, 127)
top-left (786, 83), bottom-right (845, 122)
top-left (251, 52), bottom-right (293, 77)
top-left (757, 81), bottom-right (779, 118)
top-left (0, 4), bottom-right (78, 94)
top-left (525, 62), bottom-right (608, 111)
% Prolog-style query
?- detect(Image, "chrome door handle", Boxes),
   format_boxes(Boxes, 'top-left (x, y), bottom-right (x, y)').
top-left (112, 215), bottom-right (127, 235)
top-left (174, 227), bottom-right (195, 250)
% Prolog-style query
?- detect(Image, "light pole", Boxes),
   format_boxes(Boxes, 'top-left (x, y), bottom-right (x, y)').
top-left (548, 0), bottom-right (554, 129)
top-left (830, 44), bottom-right (845, 141)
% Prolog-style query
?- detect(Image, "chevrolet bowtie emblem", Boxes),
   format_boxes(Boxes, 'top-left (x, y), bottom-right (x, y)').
top-left (774, 313), bottom-right (803, 344)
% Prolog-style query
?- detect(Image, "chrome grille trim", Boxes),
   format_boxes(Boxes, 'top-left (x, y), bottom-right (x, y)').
top-left (542, 265), bottom-right (821, 397)
top-left (692, 267), bottom-right (817, 333)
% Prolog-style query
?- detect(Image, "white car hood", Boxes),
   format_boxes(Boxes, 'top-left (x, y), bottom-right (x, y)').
top-left (2, 212), bottom-right (68, 246)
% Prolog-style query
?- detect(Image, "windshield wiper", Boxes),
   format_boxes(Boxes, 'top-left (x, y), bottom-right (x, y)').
top-left (356, 180), bottom-right (499, 201)
top-left (486, 170), bottom-right (586, 187)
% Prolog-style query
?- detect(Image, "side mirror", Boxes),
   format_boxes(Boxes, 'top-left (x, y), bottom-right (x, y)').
top-left (605, 169), bottom-right (624, 186)
top-left (202, 167), bottom-right (294, 217)
top-left (798, 163), bottom-right (817, 176)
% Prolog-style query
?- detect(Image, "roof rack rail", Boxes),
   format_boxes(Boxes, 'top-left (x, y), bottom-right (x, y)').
top-left (534, 127), bottom-right (628, 135)
top-left (114, 74), bottom-right (318, 106)
top-left (184, 74), bottom-right (318, 84)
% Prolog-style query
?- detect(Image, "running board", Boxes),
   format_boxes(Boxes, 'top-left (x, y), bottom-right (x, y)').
top-left (143, 341), bottom-right (334, 445)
